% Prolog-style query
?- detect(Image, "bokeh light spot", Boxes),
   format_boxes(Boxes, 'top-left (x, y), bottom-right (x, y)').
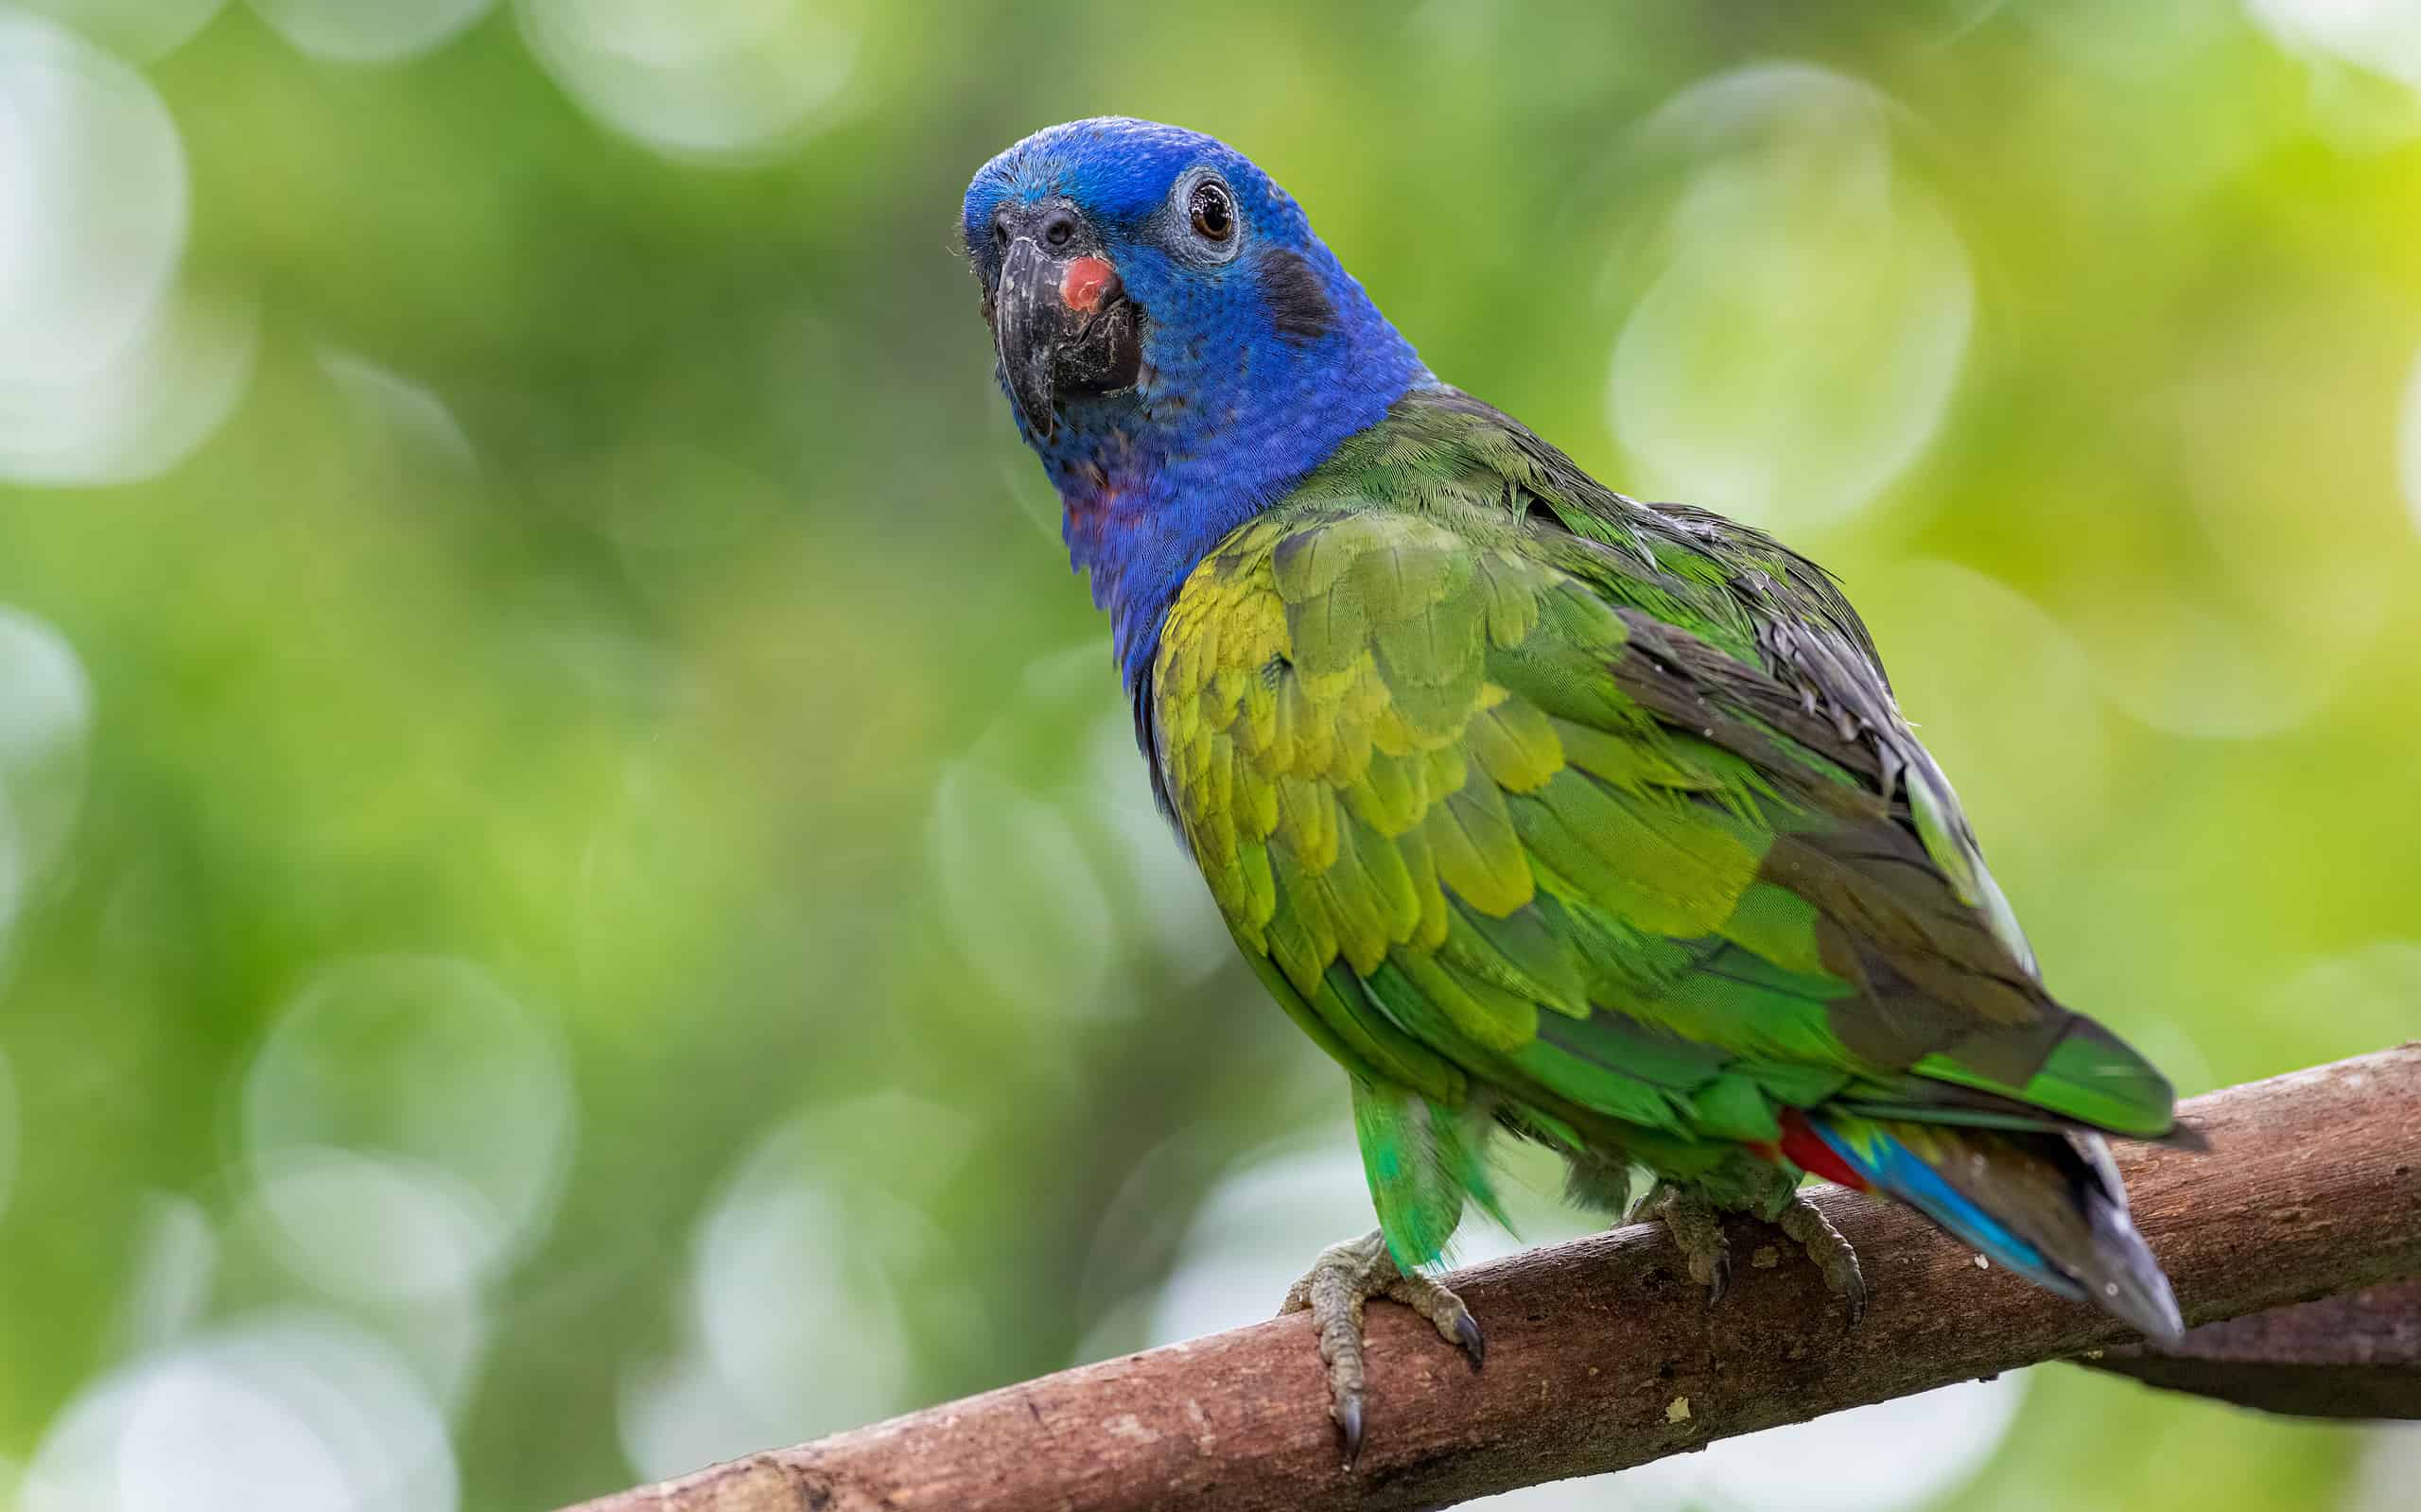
top-left (2349, 1425), bottom-right (2421, 1512)
top-left (1148, 1138), bottom-right (1594, 1351)
top-left (242, 955), bottom-right (576, 1306)
top-left (1867, 560), bottom-right (2108, 849)
top-left (0, 606), bottom-right (92, 969)
top-left (515, 0), bottom-right (858, 163)
top-left (318, 348), bottom-right (481, 482)
top-left (11, 2), bottom-right (229, 62)
top-left (2067, 581), bottom-right (2352, 740)
top-left (247, 1147), bottom-right (502, 1303)
top-left (1609, 63), bottom-right (1973, 530)
top-left (21, 1312), bottom-right (458, 1512)
top-left (1577, 1374), bottom-right (2022, 1512)
top-left (618, 1107), bottom-right (925, 1480)
top-left (0, 11), bottom-right (254, 483)
top-left (248, 0), bottom-right (499, 64)
top-left (2247, 0), bottom-right (2421, 95)
top-left (1148, 1146), bottom-right (1369, 1348)
top-left (0, 606), bottom-right (95, 884)
top-left (1081, 708), bottom-right (1232, 987)
top-left (2266, 941), bottom-right (2421, 1061)
top-left (114, 1194), bottom-right (218, 1359)
top-left (928, 758), bottom-right (1115, 1019)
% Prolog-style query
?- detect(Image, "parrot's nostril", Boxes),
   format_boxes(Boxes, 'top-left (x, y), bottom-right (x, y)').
top-left (1044, 212), bottom-right (1076, 248)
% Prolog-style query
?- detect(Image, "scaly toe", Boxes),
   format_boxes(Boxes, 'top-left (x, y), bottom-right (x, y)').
top-left (1778, 1192), bottom-right (1868, 1325)
top-left (1279, 1229), bottom-right (1478, 1465)
top-left (1382, 1268), bottom-right (1483, 1367)
top-left (1644, 1184), bottom-right (1733, 1305)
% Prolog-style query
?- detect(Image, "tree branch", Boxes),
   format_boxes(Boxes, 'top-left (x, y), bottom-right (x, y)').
top-left (2080, 1277), bottom-right (2421, 1416)
top-left (563, 1046), bottom-right (2421, 1512)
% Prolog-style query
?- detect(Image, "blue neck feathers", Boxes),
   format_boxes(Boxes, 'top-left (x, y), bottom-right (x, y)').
top-left (1032, 279), bottom-right (1426, 691)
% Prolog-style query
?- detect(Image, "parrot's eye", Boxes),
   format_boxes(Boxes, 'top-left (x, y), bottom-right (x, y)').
top-left (1189, 181), bottom-right (1236, 243)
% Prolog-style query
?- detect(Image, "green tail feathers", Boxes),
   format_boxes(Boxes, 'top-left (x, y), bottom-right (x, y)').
top-left (1909, 1013), bottom-right (2180, 1140)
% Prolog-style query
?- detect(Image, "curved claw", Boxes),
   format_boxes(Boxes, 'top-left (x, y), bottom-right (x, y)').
top-left (1280, 1229), bottom-right (1480, 1467)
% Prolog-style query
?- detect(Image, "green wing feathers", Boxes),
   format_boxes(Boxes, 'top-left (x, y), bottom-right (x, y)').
top-left (1153, 401), bottom-right (2174, 1261)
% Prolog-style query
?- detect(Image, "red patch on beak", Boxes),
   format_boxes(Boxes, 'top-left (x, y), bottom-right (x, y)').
top-left (1060, 256), bottom-right (1118, 313)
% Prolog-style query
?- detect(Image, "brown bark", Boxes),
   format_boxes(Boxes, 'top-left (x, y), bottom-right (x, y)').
top-left (2081, 1277), bottom-right (2421, 1416)
top-left (562, 1046), bottom-right (2421, 1512)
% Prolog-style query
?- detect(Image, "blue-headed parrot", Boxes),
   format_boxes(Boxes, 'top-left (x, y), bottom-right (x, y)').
top-left (964, 118), bottom-right (2186, 1459)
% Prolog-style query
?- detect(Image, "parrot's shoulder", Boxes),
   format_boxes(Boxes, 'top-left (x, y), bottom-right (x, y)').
top-left (1262, 387), bottom-right (1885, 669)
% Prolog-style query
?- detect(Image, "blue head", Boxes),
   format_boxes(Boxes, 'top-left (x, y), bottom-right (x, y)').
top-left (964, 118), bottom-right (1429, 688)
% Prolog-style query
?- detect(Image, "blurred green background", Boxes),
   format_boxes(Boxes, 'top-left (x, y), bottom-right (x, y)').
top-left (0, 2), bottom-right (2416, 1509)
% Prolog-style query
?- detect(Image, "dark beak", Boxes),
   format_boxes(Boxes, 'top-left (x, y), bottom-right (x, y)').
top-left (988, 237), bottom-right (1141, 441)
top-left (992, 237), bottom-right (1062, 436)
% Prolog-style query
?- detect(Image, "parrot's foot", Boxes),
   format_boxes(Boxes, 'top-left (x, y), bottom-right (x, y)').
top-left (1776, 1190), bottom-right (1869, 1324)
top-left (1279, 1229), bottom-right (1483, 1464)
top-left (1631, 1181), bottom-right (1733, 1301)
top-left (1632, 1181), bottom-right (1870, 1322)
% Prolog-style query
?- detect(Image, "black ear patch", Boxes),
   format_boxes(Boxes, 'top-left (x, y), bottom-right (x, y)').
top-left (1258, 250), bottom-right (1335, 343)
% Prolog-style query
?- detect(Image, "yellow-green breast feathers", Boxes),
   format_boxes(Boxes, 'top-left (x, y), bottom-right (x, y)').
top-left (1149, 393), bottom-right (2172, 1265)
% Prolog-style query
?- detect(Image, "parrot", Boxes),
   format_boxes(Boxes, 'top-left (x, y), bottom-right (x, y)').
top-left (962, 117), bottom-right (2188, 1457)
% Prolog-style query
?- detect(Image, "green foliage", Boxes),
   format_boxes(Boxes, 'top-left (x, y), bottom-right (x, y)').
top-left (0, 5), bottom-right (2412, 1511)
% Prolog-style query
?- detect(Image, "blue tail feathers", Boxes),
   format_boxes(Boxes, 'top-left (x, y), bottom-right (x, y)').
top-left (1803, 1112), bottom-right (2183, 1342)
